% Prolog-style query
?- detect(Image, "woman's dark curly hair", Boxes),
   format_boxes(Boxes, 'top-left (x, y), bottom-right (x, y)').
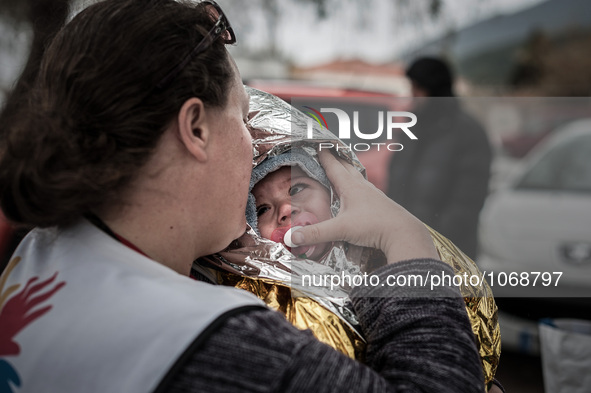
top-left (0, 0), bottom-right (235, 228)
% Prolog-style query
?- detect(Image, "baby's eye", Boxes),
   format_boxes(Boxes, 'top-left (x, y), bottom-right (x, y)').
top-left (256, 205), bottom-right (270, 217)
top-left (289, 183), bottom-right (307, 196)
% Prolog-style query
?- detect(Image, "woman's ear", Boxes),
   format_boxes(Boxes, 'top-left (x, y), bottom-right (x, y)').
top-left (177, 97), bottom-right (209, 162)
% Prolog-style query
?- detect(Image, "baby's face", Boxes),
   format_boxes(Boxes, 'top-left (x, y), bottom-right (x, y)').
top-left (253, 166), bottom-right (332, 260)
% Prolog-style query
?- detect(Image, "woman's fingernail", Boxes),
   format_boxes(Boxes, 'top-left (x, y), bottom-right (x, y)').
top-left (284, 226), bottom-right (302, 247)
top-left (291, 230), bottom-right (304, 245)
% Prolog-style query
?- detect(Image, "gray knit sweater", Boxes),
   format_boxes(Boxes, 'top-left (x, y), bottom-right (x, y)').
top-left (161, 259), bottom-right (485, 392)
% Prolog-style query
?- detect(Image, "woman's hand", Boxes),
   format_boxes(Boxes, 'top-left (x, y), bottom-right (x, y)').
top-left (291, 150), bottom-right (438, 263)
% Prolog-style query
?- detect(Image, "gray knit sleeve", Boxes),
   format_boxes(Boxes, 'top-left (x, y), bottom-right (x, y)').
top-left (164, 259), bottom-right (484, 393)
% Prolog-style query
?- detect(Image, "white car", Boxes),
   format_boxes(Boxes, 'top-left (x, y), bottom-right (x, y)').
top-left (478, 118), bottom-right (591, 354)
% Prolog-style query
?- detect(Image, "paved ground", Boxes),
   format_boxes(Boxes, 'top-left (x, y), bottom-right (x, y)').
top-left (495, 350), bottom-right (544, 392)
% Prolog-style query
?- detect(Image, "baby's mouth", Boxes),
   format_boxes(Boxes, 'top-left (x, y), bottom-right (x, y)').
top-left (270, 212), bottom-right (319, 258)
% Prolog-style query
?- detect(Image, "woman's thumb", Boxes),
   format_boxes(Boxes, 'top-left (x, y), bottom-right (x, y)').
top-left (291, 218), bottom-right (343, 247)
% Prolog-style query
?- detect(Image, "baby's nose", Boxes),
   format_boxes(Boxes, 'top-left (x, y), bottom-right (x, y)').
top-left (278, 201), bottom-right (298, 224)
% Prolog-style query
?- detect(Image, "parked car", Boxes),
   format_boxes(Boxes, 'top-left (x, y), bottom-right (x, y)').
top-left (478, 118), bottom-right (591, 354)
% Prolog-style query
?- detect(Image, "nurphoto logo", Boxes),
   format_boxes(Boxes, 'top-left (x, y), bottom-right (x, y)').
top-left (304, 106), bottom-right (418, 152)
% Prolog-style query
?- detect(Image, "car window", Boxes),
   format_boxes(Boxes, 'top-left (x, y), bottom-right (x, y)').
top-left (562, 136), bottom-right (591, 191)
top-left (517, 134), bottom-right (591, 193)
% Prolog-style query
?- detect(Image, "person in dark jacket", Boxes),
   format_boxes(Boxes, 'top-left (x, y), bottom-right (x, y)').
top-left (387, 57), bottom-right (492, 259)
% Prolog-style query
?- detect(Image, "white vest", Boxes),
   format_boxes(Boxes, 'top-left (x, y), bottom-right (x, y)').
top-left (0, 219), bottom-right (264, 393)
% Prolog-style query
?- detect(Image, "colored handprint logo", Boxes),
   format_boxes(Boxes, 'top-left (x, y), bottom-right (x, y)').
top-left (0, 257), bottom-right (66, 393)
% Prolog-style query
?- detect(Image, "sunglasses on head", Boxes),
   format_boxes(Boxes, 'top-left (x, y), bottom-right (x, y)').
top-left (156, 0), bottom-right (236, 90)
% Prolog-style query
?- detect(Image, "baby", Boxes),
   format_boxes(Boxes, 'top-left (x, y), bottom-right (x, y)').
top-left (236, 88), bottom-right (499, 388)
top-left (248, 148), bottom-right (337, 261)
top-left (253, 165), bottom-right (331, 260)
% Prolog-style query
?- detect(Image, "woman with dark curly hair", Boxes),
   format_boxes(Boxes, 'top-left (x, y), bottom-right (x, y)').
top-left (0, 1), bottom-right (484, 392)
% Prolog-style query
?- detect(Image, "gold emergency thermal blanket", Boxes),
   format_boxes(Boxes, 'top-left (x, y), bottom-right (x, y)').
top-left (195, 87), bottom-right (500, 385)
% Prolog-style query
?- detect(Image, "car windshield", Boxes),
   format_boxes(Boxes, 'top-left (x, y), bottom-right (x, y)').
top-left (516, 133), bottom-right (591, 193)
